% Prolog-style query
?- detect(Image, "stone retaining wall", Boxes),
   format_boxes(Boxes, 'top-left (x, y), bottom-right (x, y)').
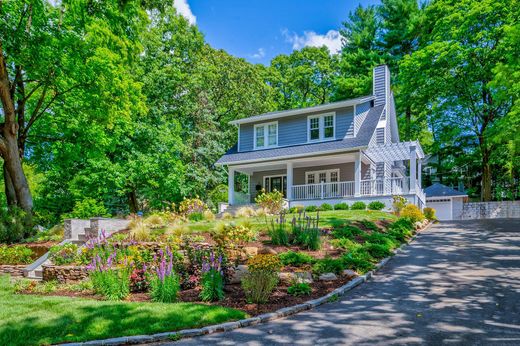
top-left (460, 201), bottom-right (520, 219)
top-left (43, 265), bottom-right (89, 283)
top-left (0, 264), bottom-right (26, 277)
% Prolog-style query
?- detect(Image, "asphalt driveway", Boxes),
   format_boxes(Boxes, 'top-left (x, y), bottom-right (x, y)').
top-left (166, 219), bottom-right (520, 345)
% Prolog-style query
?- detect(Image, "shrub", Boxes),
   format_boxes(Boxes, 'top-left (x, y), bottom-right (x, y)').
top-left (49, 243), bottom-right (79, 265)
top-left (304, 205), bottom-right (318, 212)
top-left (267, 215), bottom-right (290, 246)
top-left (362, 232), bottom-right (398, 248)
top-left (0, 245), bottom-right (34, 264)
top-left (290, 213), bottom-right (321, 250)
top-left (235, 206), bottom-right (257, 218)
top-left (287, 282), bottom-right (312, 296)
top-left (200, 252), bottom-right (224, 302)
top-left (241, 254), bottom-right (281, 303)
top-left (334, 203), bottom-right (349, 210)
top-left (203, 210), bottom-right (216, 221)
top-left (130, 221), bottom-right (152, 242)
top-left (330, 238), bottom-right (362, 252)
top-left (288, 205), bottom-right (305, 213)
top-left (363, 243), bottom-right (393, 259)
top-left (278, 251), bottom-right (315, 266)
top-left (392, 195), bottom-right (407, 215)
top-left (221, 212), bottom-right (233, 220)
top-left (255, 190), bottom-right (284, 215)
top-left (178, 197), bottom-right (207, 216)
top-left (351, 201), bottom-right (366, 210)
top-left (423, 207), bottom-right (436, 220)
top-left (401, 204), bottom-right (425, 223)
top-left (368, 201), bottom-right (385, 211)
top-left (342, 249), bottom-right (375, 274)
top-left (144, 214), bottom-right (165, 228)
top-left (255, 208), bottom-right (267, 217)
top-left (331, 225), bottom-right (364, 239)
top-left (359, 220), bottom-right (379, 232)
top-left (188, 212), bottom-right (204, 222)
top-left (212, 222), bottom-right (257, 249)
top-left (207, 184), bottom-right (228, 210)
top-left (320, 203), bottom-right (333, 211)
top-left (149, 249), bottom-right (180, 303)
top-left (387, 217), bottom-right (414, 242)
top-left (301, 227), bottom-right (321, 250)
top-left (0, 207), bottom-right (34, 244)
top-left (312, 257), bottom-right (345, 275)
top-left (62, 198), bottom-right (109, 220)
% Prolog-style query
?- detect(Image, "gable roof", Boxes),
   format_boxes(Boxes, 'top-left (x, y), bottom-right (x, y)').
top-left (229, 95), bottom-right (375, 125)
top-left (216, 104), bottom-right (384, 165)
top-left (424, 183), bottom-right (468, 198)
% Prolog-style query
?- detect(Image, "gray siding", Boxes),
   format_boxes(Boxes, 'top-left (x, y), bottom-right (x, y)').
top-left (238, 106), bottom-right (354, 152)
top-left (374, 65), bottom-right (389, 107)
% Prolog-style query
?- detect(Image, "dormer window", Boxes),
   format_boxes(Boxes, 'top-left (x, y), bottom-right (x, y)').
top-left (254, 121), bottom-right (278, 149)
top-left (308, 113), bottom-right (335, 142)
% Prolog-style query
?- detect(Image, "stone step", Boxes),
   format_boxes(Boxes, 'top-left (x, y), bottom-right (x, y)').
top-left (78, 233), bottom-right (86, 242)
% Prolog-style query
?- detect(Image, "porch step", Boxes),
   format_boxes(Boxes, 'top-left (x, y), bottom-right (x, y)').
top-left (219, 204), bottom-right (257, 216)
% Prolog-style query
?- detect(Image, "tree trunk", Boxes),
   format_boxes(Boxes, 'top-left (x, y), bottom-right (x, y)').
top-left (3, 161), bottom-right (17, 207)
top-left (2, 134), bottom-right (33, 211)
top-left (128, 190), bottom-right (138, 214)
top-left (481, 147), bottom-right (492, 202)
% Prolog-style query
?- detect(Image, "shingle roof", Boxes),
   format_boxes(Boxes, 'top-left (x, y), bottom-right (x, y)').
top-left (216, 104), bottom-right (384, 165)
top-left (424, 183), bottom-right (468, 198)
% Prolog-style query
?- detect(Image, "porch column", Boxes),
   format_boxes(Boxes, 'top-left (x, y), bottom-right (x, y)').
top-left (409, 146), bottom-right (417, 193)
top-left (228, 167), bottom-right (235, 205)
top-left (417, 158), bottom-right (422, 189)
top-left (286, 162), bottom-right (293, 201)
top-left (354, 153), bottom-right (361, 196)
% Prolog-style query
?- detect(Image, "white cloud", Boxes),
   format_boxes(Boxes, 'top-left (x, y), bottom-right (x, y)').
top-left (283, 29), bottom-right (343, 54)
top-left (250, 48), bottom-right (266, 59)
top-left (173, 0), bottom-right (196, 25)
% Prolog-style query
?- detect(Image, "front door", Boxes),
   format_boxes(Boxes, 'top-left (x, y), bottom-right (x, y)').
top-left (264, 176), bottom-right (287, 197)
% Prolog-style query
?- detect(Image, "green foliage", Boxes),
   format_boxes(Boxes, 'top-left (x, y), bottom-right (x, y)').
top-left (342, 249), bottom-right (375, 274)
top-left (288, 205), bottom-right (305, 213)
top-left (241, 254), bottom-right (281, 304)
top-left (91, 268), bottom-right (131, 301)
top-left (359, 220), bottom-right (379, 232)
top-left (49, 243), bottom-right (79, 266)
top-left (255, 190), bottom-right (284, 215)
top-left (312, 257), bottom-right (345, 275)
top-left (211, 222), bottom-right (257, 249)
top-left (0, 245), bottom-right (34, 265)
top-left (387, 217), bottom-right (415, 241)
top-left (178, 198), bottom-right (207, 216)
top-left (333, 203), bottom-right (349, 210)
top-left (149, 272), bottom-right (180, 303)
top-left (363, 243), bottom-right (393, 259)
top-left (330, 238), bottom-right (362, 252)
top-left (304, 205), bottom-right (318, 212)
top-left (400, 204), bottom-right (425, 223)
top-left (0, 207), bottom-right (34, 244)
top-left (287, 282), bottom-right (312, 296)
top-left (423, 207), bottom-right (436, 221)
top-left (188, 212), bottom-right (204, 222)
top-left (278, 251), bottom-right (315, 266)
top-left (62, 198), bottom-right (109, 220)
top-left (368, 201), bottom-right (385, 211)
top-left (200, 269), bottom-right (224, 302)
top-left (320, 203), bottom-right (333, 211)
top-left (266, 215), bottom-right (290, 246)
top-left (207, 184), bottom-right (228, 210)
top-left (351, 201), bottom-right (366, 210)
top-left (392, 196), bottom-right (407, 215)
top-left (301, 227), bottom-right (321, 251)
top-left (362, 232), bottom-right (398, 248)
top-left (332, 225), bottom-right (364, 239)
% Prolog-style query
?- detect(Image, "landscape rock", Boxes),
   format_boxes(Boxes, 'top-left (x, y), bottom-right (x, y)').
top-left (278, 271), bottom-right (313, 284)
top-left (342, 269), bottom-right (358, 278)
top-left (229, 264), bottom-right (248, 284)
top-left (319, 272), bottom-right (337, 281)
top-left (259, 247), bottom-right (278, 255)
top-left (243, 246), bottom-right (258, 257)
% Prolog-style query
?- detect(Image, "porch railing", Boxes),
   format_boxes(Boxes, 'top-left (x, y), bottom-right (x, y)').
top-left (360, 177), bottom-right (409, 196)
top-left (292, 181), bottom-right (355, 200)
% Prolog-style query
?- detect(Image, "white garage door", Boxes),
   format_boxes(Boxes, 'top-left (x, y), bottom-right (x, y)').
top-left (427, 198), bottom-right (452, 220)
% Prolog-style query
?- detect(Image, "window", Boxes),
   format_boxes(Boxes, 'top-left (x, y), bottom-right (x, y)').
top-left (254, 122), bottom-right (278, 149)
top-left (308, 113), bottom-right (335, 142)
top-left (305, 169), bottom-right (340, 184)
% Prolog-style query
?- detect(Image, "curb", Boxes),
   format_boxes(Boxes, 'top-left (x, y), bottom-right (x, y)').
top-left (59, 222), bottom-right (432, 346)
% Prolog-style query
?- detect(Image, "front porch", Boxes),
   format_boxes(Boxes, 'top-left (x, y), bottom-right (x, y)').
top-left (226, 142), bottom-right (425, 208)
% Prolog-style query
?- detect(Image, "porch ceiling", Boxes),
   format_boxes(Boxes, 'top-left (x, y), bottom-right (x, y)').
top-left (363, 141), bottom-right (425, 163)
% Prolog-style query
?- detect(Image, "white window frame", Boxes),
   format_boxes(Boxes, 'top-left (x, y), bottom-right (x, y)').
top-left (254, 121), bottom-right (278, 150)
top-left (307, 112), bottom-right (336, 142)
top-left (305, 169), bottom-right (340, 184)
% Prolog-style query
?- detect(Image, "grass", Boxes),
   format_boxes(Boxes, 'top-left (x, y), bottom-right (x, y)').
top-left (0, 275), bottom-right (246, 346)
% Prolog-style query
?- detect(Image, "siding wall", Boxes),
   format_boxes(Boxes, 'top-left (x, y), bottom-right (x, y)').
top-left (373, 65), bottom-right (389, 107)
top-left (239, 106), bottom-right (355, 152)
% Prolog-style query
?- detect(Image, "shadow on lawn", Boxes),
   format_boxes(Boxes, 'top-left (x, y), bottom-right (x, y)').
top-left (171, 219), bottom-right (520, 345)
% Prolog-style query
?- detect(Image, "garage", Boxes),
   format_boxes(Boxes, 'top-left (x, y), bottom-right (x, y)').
top-left (424, 183), bottom-right (468, 221)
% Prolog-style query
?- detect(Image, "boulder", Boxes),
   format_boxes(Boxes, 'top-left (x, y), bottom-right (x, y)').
top-left (259, 247), bottom-right (278, 255)
top-left (229, 265), bottom-right (248, 284)
top-left (243, 246), bottom-right (258, 257)
top-left (278, 271), bottom-right (313, 285)
top-left (318, 272), bottom-right (337, 281)
top-left (342, 269), bottom-right (358, 278)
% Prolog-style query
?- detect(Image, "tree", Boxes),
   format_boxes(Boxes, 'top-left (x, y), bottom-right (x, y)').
top-left (399, 0), bottom-right (519, 201)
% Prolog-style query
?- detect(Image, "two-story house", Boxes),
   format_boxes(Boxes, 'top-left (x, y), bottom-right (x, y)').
top-left (216, 65), bottom-right (426, 212)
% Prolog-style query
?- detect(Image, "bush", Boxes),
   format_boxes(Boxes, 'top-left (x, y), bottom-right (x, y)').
top-left (207, 184), bottom-right (228, 210)
top-left (235, 206), bottom-right (257, 218)
top-left (266, 215), bottom-right (290, 246)
top-left (221, 212), bottom-right (233, 220)
top-left (334, 203), bottom-right (349, 210)
top-left (287, 282), bottom-right (312, 296)
top-left (368, 201), bottom-right (385, 210)
top-left (62, 198), bottom-right (109, 220)
top-left (387, 217), bottom-right (414, 242)
top-left (212, 222), bottom-right (257, 249)
top-left (362, 232), bottom-right (398, 248)
top-left (401, 204), bottom-right (425, 223)
top-left (331, 225), bottom-right (364, 239)
top-left (188, 212), bottom-right (204, 222)
top-left (351, 201), bottom-right (366, 210)
top-left (392, 195), bottom-right (407, 215)
top-left (0, 207), bottom-right (34, 244)
top-left (241, 254), bottom-right (281, 304)
top-left (203, 210), bottom-right (216, 221)
top-left (178, 197), bottom-right (207, 216)
top-left (330, 238), bottom-right (362, 252)
top-left (304, 205), bottom-right (318, 212)
top-left (0, 245), bottom-right (34, 264)
top-left (200, 253), bottom-right (224, 302)
top-left (278, 251), bottom-right (315, 266)
top-left (288, 205), bottom-right (305, 213)
top-left (363, 243), bottom-right (393, 259)
top-left (342, 249), bottom-right (375, 274)
top-left (49, 243), bottom-right (79, 265)
top-left (312, 257), bottom-right (345, 275)
top-left (301, 227), bottom-right (321, 250)
top-left (255, 190), bottom-right (284, 215)
top-left (130, 221), bottom-right (152, 242)
top-left (423, 207), bottom-right (436, 220)
top-left (320, 203), bottom-right (333, 211)
top-left (144, 214), bottom-right (165, 228)
top-left (359, 220), bottom-right (379, 232)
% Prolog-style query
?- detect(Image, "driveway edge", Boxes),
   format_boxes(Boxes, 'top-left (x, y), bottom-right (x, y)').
top-left (60, 222), bottom-right (432, 346)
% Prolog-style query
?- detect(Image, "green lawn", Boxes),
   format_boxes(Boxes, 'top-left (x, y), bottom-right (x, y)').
top-left (0, 275), bottom-right (246, 346)
top-left (186, 209), bottom-right (397, 233)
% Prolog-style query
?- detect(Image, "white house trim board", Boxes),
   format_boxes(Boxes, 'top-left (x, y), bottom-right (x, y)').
top-left (253, 121), bottom-right (278, 150)
top-left (307, 112), bottom-right (336, 143)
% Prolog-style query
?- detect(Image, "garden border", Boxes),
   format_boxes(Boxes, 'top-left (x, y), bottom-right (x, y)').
top-left (60, 222), bottom-right (433, 346)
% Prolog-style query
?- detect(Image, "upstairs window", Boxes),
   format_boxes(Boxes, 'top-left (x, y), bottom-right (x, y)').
top-left (308, 113), bottom-right (335, 142)
top-left (254, 122), bottom-right (278, 149)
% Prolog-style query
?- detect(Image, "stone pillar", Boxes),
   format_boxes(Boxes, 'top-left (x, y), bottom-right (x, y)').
top-left (286, 162), bottom-right (293, 201)
top-left (228, 167), bottom-right (235, 205)
top-left (410, 145), bottom-right (417, 193)
top-left (354, 152), bottom-right (361, 196)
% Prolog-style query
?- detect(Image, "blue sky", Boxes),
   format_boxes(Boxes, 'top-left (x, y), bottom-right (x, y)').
top-left (174, 1), bottom-right (381, 65)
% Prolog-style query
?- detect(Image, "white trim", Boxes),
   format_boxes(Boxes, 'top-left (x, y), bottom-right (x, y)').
top-left (230, 96), bottom-right (375, 125)
top-left (238, 124), bottom-right (241, 152)
top-left (351, 104), bottom-right (357, 138)
top-left (253, 121), bottom-right (278, 150)
top-left (307, 112), bottom-right (336, 143)
top-left (305, 168), bottom-right (340, 184)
